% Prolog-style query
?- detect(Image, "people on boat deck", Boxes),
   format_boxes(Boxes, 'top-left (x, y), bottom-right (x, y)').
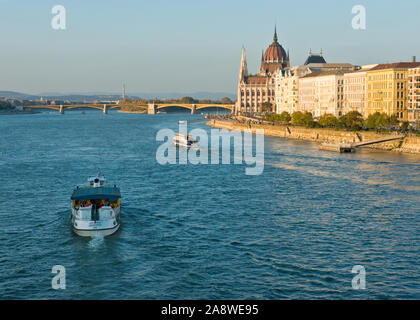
top-left (74, 199), bottom-right (116, 208)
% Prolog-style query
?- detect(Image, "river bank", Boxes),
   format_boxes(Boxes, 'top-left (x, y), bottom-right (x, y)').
top-left (206, 119), bottom-right (420, 155)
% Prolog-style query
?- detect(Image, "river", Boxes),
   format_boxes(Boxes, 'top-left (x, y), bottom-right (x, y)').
top-left (0, 110), bottom-right (418, 299)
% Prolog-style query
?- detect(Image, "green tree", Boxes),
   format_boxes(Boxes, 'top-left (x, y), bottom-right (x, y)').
top-left (265, 113), bottom-right (281, 122)
top-left (366, 112), bottom-right (381, 129)
top-left (319, 113), bottom-right (339, 127)
top-left (0, 101), bottom-right (14, 110)
top-left (339, 111), bottom-right (364, 130)
top-left (260, 102), bottom-right (273, 113)
top-left (302, 112), bottom-right (314, 127)
top-left (279, 111), bottom-right (291, 123)
top-left (389, 114), bottom-right (399, 126)
top-left (180, 96), bottom-right (198, 104)
top-left (291, 111), bottom-right (305, 125)
top-left (221, 97), bottom-right (233, 104)
top-left (400, 121), bottom-right (409, 131)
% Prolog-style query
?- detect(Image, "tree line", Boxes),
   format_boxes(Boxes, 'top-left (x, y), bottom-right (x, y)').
top-left (122, 96), bottom-right (234, 105)
top-left (0, 101), bottom-right (14, 110)
top-left (266, 111), bottom-right (412, 131)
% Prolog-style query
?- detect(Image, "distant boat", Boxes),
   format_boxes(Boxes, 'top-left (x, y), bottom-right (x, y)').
top-left (70, 174), bottom-right (121, 237)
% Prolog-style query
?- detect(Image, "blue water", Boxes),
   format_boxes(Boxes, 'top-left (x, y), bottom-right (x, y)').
top-left (0, 110), bottom-right (419, 299)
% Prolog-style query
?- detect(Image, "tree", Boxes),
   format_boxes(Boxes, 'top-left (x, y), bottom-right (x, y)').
top-left (366, 112), bottom-right (381, 129)
top-left (260, 102), bottom-right (273, 113)
top-left (221, 97), bottom-right (233, 104)
top-left (319, 113), bottom-right (339, 127)
top-left (291, 111), bottom-right (314, 126)
top-left (0, 101), bottom-right (14, 110)
top-left (291, 111), bottom-right (305, 125)
top-left (339, 111), bottom-right (364, 130)
top-left (400, 121), bottom-right (409, 132)
top-left (302, 112), bottom-right (314, 127)
top-left (366, 112), bottom-right (399, 129)
top-left (265, 113), bottom-right (281, 122)
top-left (279, 111), bottom-right (291, 123)
top-left (388, 114), bottom-right (399, 126)
top-left (180, 96), bottom-right (198, 104)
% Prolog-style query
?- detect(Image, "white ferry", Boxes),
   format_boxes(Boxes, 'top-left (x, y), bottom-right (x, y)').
top-left (70, 174), bottom-right (121, 237)
top-left (172, 133), bottom-right (199, 148)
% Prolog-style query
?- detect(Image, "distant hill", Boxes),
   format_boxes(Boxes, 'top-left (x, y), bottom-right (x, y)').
top-left (0, 91), bottom-right (40, 100)
top-left (0, 91), bottom-right (235, 102)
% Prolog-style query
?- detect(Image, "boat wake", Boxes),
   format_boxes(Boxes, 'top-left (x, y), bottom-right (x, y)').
top-left (88, 233), bottom-right (105, 249)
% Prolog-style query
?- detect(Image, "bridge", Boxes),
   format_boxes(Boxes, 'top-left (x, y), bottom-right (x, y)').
top-left (147, 103), bottom-right (234, 114)
top-left (24, 104), bottom-right (120, 114)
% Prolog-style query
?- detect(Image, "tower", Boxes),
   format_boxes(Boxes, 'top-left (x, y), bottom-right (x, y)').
top-left (122, 83), bottom-right (126, 101)
top-left (238, 47), bottom-right (248, 82)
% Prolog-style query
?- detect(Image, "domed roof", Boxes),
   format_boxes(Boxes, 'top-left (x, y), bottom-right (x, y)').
top-left (263, 27), bottom-right (287, 63)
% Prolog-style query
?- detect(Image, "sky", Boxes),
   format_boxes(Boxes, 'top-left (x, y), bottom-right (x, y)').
top-left (0, 0), bottom-right (419, 95)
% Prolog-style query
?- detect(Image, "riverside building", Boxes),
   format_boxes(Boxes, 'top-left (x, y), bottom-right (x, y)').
top-left (298, 71), bottom-right (346, 118)
top-left (408, 64), bottom-right (420, 126)
top-left (236, 27), bottom-right (290, 114)
top-left (274, 50), bottom-right (355, 116)
top-left (366, 62), bottom-right (420, 121)
top-left (342, 64), bottom-right (377, 116)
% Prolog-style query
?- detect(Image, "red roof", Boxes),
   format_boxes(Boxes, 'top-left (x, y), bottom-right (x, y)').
top-left (245, 76), bottom-right (268, 85)
top-left (369, 62), bottom-right (420, 71)
top-left (264, 42), bottom-right (287, 63)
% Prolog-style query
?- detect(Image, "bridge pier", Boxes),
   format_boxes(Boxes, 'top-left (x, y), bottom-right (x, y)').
top-left (59, 105), bottom-right (64, 114)
top-left (148, 104), bottom-right (157, 114)
top-left (103, 104), bottom-right (108, 114)
top-left (191, 104), bottom-right (196, 115)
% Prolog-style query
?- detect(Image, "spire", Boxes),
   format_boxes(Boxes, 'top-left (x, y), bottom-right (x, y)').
top-left (238, 47), bottom-right (248, 81)
top-left (273, 25), bottom-right (278, 43)
top-left (320, 48), bottom-right (323, 56)
top-left (309, 48), bottom-right (312, 56)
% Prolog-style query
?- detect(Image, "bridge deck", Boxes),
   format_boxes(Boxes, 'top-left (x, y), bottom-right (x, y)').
top-left (351, 135), bottom-right (405, 147)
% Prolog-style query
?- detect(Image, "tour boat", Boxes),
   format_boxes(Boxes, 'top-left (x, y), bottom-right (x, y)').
top-left (70, 174), bottom-right (121, 237)
top-left (172, 133), bottom-right (199, 148)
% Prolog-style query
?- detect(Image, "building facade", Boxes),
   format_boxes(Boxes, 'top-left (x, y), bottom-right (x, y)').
top-left (342, 65), bottom-right (377, 116)
top-left (236, 27), bottom-right (290, 114)
top-left (298, 71), bottom-right (346, 118)
top-left (274, 50), bottom-right (356, 116)
top-left (366, 62), bottom-right (420, 121)
top-left (408, 66), bottom-right (420, 126)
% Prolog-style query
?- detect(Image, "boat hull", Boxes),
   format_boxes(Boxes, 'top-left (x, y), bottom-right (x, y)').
top-left (73, 223), bottom-right (121, 237)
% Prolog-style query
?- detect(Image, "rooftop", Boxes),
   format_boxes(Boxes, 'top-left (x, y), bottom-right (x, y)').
top-left (369, 62), bottom-right (420, 71)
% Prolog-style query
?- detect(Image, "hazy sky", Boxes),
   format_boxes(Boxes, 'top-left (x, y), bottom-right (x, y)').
top-left (0, 0), bottom-right (419, 95)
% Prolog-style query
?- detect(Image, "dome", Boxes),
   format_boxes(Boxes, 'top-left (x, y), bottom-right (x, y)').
top-left (263, 27), bottom-right (287, 63)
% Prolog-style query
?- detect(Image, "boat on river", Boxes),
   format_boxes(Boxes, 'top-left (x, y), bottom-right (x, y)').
top-left (70, 174), bottom-right (121, 237)
top-left (172, 133), bottom-right (199, 148)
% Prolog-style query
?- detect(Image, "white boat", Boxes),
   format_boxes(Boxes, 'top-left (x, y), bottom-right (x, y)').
top-left (172, 133), bottom-right (199, 148)
top-left (70, 174), bottom-right (121, 237)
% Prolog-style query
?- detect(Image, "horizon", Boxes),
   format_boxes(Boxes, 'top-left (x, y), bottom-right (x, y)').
top-left (1, 0), bottom-right (419, 95)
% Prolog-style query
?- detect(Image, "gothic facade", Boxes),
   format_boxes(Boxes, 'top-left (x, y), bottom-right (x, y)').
top-left (236, 28), bottom-right (290, 114)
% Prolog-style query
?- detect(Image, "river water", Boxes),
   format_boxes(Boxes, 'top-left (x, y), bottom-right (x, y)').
top-left (0, 110), bottom-right (418, 299)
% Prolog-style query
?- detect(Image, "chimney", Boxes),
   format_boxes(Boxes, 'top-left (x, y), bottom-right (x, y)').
top-left (413, 56), bottom-right (416, 63)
